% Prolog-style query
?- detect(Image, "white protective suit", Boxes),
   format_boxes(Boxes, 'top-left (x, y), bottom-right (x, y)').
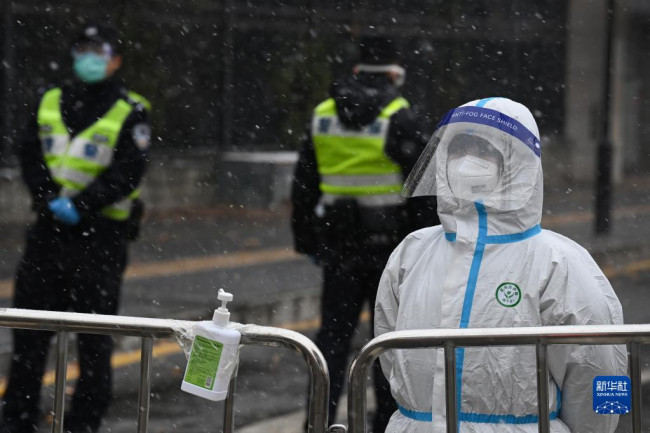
top-left (375, 97), bottom-right (627, 433)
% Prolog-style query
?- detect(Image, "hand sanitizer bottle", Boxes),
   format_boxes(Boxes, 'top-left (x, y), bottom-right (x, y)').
top-left (181, 289), bottom-right (241, 401)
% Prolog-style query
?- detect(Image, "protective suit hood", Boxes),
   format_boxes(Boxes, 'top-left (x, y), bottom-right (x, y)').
top-left (403, 97), bottom-right (543, 238)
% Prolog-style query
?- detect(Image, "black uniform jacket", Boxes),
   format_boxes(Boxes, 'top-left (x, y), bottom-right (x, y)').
top-left (291, 73), bottom-right (439, 260)
top-left (18, 79), bottom-right (150, 227)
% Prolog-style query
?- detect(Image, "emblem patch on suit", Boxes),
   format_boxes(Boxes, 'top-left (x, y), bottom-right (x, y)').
top-left (495, 282), bottom-right (521, 307)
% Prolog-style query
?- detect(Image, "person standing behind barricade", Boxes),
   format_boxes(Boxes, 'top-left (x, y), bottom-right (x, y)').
top-left (375, 97), bottom-right (628, 433)
top-left (0, 22), bottom-right (151, 433)
top-left (291, 35), bottom-right (438, 432)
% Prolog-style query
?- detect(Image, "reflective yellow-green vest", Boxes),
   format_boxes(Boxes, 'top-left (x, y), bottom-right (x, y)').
top-left (37, 87), bottom-right (149, 221)
top-left (312, 96), bottom-right (409, 206)
top-left (127, 91), bottom-right (151, 111)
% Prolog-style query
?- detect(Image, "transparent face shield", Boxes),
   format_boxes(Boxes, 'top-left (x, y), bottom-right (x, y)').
top-left (403, 106), bottom-right (542, 212)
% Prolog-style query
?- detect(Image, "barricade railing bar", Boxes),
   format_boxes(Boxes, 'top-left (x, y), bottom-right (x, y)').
top-left (345, 324), bottom-right (650, 433)
top-left (0, 308), bottom-right (330, 433)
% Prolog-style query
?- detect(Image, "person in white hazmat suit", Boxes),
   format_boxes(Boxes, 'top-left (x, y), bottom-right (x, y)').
top-left (374, 97), bottom-right (627, 433)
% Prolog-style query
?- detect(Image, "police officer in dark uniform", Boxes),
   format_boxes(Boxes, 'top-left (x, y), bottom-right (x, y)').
top-left (291, 36), bottom-right (438, 432)
top-left (0, 22), bottom-right (151, 433)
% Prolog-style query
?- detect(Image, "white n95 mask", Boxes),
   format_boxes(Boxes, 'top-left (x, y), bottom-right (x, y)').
top-left (447, 155), bottom-right (500, 201)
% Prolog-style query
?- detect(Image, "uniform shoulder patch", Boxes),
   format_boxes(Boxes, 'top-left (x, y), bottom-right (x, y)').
top-left (132, 123), bottom-right (151, 151)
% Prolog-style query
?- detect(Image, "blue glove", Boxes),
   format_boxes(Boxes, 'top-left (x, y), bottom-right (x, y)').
top-left (48, 197), bottom-right (81, 225)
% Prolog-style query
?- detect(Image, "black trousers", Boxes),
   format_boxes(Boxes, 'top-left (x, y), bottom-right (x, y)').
top-left (2, 216), bottom-right (127, 432)
top-left (314, 257), bottom-right (397, 433)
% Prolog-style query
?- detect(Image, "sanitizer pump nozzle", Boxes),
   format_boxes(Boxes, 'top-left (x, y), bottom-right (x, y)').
top-left (213, 289), bottom-right (232, 326)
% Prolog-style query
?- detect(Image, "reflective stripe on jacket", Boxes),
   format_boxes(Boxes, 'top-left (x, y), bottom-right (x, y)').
top-left (38, 87), bottom-right (139, 221)
top-left (311, 96), bottom-right (409, 205)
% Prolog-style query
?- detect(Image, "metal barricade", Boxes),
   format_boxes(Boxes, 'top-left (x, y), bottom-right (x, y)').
top-left (0, 308), bottom-right (330, 433)
top-left (345, 324), bottom-right (650, 433)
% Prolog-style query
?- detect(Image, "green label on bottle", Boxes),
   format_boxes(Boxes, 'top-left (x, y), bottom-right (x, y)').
top-left (184, 335), bottom-right (223, 390)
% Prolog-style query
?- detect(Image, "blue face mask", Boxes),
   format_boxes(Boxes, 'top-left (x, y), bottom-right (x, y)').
top-left (73, 53), bottom-right (109, 83)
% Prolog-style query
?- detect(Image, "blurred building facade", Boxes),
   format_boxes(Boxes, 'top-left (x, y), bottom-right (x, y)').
top-left (0, 0), bottom-right (648, 214)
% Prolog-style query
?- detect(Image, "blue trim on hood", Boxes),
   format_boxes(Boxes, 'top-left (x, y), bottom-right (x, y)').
top-left (476, 97), bottom-right (496, 107)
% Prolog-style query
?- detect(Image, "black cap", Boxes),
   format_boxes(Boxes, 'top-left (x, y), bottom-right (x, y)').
top-left (72, 22), bottom-right (120, 51)
top-left (358, 36), bottom-right (400, 65)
